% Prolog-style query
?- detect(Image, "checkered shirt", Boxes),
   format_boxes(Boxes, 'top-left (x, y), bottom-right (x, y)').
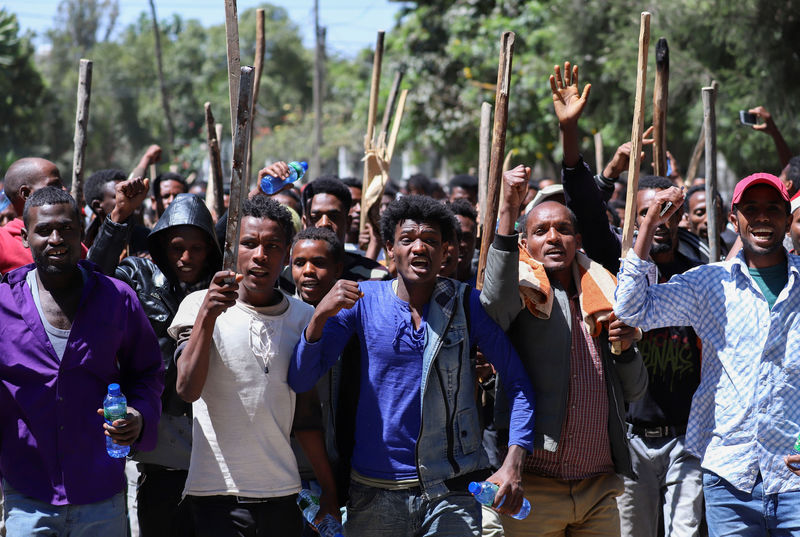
top-left (524, 296), bottom-right (615, 479)
top-left (616, 249), bottom-right (800, 494)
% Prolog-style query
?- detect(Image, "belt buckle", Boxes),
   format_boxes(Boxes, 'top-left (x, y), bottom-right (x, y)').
top-left (644, 426), bottom-right (666, 438)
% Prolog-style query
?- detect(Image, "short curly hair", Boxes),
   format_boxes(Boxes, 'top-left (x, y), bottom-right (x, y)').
top-left (447, 198), bottom-right (478, 223)
top-left (301, 176), bottom-right (352, 217)
top-left (292, 226), bottom-right (344, 264)
top-left (241, 196), bottom-right (295, 245)
top-left (84, 169), bottom-right (125, 206)
top-left (380, 194), bottom-right (458, 245)
top-left (23, 187), bottom-right (80, 227)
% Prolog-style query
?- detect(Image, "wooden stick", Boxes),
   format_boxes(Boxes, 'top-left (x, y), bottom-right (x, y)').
top-left (221, 66), bottom-right (254, 276)
top-left (653, 37), bottom-right (669, 177)
top-left (476, 32), bottom-right (515, 290)
top-left (205, 102), bottom-right (226, 219)
top-left (686, 125), bottom-right (705, 184)
top-left (224, 0), bottom-right (241, 143)
top-left (149, 164), bottom-right (157, 181)
top-left (386, 89), bottom-right (409, 164)
top-left (616, 12), bottom-right (651, 354)
top-left (594, 132), bottom-right (604, 174)
top-left (70, 59), bottom-right (93, 208)
top-left (360, 30), bottom-right (385, 234)
top-left (246, 7), bottom-right (265, 188)
top-left (703, 85), bottom-right (719, 261)
top-left (379, 68), bottom-right (405, 143)
top-left (620, 12), bottom-right (651, 257)
top-left (478, 102), bottom-right (492, 240)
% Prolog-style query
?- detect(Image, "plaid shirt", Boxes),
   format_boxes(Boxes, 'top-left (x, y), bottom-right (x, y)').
top-left (616, 249), bottom-right (800, 494)
top-left (524, 296), bottom-right (615, 479)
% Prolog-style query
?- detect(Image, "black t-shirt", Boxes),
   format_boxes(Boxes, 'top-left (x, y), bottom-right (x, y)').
top-left (626, 252), bottom-right (703, 428)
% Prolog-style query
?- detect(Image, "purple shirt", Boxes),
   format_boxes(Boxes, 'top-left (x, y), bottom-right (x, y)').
top-left (0, 261), bottom-right (164, 505)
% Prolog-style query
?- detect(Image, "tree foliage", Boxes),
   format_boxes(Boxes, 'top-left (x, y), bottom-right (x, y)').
top-left (6, 0), bottom-right (800, 186)
top-left (0, 9), bottom-right (49, 163)
top-left (385, 0), bottom-right (800, 179)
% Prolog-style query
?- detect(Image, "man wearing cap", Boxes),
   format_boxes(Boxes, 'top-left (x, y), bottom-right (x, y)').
top-left (616, 172), bottom-right (800, 536)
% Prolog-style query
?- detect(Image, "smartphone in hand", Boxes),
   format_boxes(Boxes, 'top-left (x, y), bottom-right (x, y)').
top-left (739, 110), bottom-right (757, 126)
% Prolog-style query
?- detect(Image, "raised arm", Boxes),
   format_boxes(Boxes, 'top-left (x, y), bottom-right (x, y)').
top-left (550, 62), bottom-right (624, 273)
top-left (129, 144), bottom-right (162, 181)
top-left (479, 167), bottom-right (528, 330)
top-left (175, 271), bottom-right (241, 402)
top-left (87, 176), bottom-right (149, 275)
top-left (749, 106), bottom-right (792, 170)
top-left (288, 280), bottom-right (361, 393)
top-left (615, 186), bottom-right (700, 330)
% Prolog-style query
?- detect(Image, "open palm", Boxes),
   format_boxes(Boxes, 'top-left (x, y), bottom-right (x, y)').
top-left (550, 62), bottom-right (591, 125)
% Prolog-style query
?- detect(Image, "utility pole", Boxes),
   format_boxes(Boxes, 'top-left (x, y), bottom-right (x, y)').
top-left (312, 0), bottom-right (325, 178)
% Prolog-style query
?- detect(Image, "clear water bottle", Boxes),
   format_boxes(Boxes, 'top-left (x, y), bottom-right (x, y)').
top-left (103, 383), bottom-right (130, 458)
top-left (791, 432), bottom-right (800, 455)
top-left (468, 480), bottom-right (531, 520)
top-left (260, 161), bottom-right (308, 195)
top-left (296, 489), bottom-right (344, 537)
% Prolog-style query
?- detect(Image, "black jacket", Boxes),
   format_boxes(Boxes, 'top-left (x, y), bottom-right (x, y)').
top-left (88, 194), bottom-right (222, 415)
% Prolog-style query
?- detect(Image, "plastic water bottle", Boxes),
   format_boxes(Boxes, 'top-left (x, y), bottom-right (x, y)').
top-left (296, 489), bottom-right (344, 537)
top-left (260, 161), bottom-right (308, 194)
top-left (103, 383), bottom-right (130, 458)
top-left (468, 481), bottom-right (531, 520)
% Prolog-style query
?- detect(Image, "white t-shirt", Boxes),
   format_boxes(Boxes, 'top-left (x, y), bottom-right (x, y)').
top-left (168, 290), bottom-right (314, 498)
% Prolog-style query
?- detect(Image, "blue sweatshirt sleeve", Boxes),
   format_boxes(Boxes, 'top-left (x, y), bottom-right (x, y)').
top-left (289, 304), bottom-right (358, 393)
top-left (467, 289), bottom-right (535, 453)
top-left (562, 157), bottom-right (622, 273)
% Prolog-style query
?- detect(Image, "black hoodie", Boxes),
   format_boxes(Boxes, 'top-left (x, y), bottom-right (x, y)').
top-left (88, 194), bottom-right (222, 416)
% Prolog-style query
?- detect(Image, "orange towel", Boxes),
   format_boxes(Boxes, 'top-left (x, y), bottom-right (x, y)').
top-left (518, 244), bottom-right (618, 337)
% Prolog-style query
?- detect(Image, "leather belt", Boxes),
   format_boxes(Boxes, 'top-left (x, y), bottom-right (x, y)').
top-left (628, 424), bottom-right (686, 438)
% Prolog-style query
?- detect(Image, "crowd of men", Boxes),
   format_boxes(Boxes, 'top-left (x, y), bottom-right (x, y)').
top-left (1, 61), bottom-right (800, 537)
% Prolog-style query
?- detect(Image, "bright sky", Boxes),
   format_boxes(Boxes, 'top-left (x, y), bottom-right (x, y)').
top-left (13, 0), bottom-right (407, 57)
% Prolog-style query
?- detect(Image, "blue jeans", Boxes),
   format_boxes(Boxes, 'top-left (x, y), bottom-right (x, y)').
top-left (344, 481), bottom-right (481, 537)
top-left (703, 471), bottom-right (800, 537)
top-left (2, 480), bottom-right (126, 536)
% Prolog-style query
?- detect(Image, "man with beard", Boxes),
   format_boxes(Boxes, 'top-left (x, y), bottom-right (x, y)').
top-left (552, 61), bottom-right (704, 537)
top-left (0, 187), bottom-right (163, 535)
top-left (616, 173), bottom-right (800, 536)
top-left (682, 185), bottom-right (736, 262)
top-left (481, 162), bottom-right (646, 535)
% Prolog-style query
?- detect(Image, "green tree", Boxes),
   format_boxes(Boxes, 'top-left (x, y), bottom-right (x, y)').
top-left (385, 0), bottom-right (800, 180)
top-left (0, 9), bottom-right (50, 159)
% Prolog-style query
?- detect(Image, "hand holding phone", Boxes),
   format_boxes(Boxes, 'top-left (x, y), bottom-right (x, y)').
top-left (739, 110), bottom-right (757, 126)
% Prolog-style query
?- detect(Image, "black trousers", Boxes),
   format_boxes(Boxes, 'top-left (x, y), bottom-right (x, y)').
top-left (137, 466), bottom-right (195, 537)
top-left (187, 493), bottom-right (303, 537)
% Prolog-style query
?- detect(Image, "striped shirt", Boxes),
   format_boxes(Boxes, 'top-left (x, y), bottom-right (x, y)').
top-left (525, 296), bottom-right (615, 479)
top-left (616, 249), bottom-right (800, 494)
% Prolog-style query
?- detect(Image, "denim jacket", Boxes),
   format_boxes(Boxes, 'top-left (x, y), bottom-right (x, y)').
top-left (416, 278), bottom-right (488, 498)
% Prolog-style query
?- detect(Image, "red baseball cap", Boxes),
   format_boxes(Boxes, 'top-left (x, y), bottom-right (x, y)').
top-left (730, 172), bottom-right (789, 211)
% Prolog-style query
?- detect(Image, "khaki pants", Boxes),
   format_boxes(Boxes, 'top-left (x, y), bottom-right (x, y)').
top-left (504, 473), bottom-right (623, 537)
top-left (481, 503), bottom-right (505, 536)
